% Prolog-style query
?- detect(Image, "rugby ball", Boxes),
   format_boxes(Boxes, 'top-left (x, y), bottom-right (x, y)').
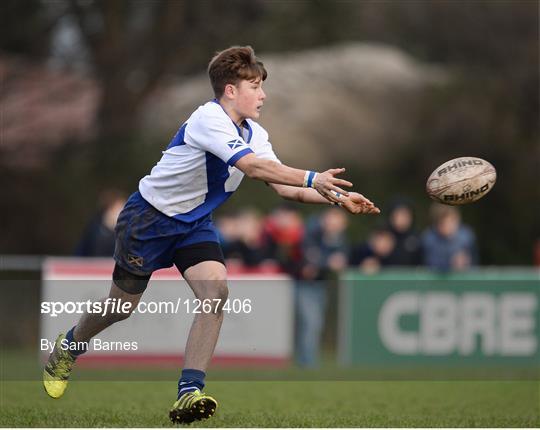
top-left (426, 157), bottom-right (496, 205)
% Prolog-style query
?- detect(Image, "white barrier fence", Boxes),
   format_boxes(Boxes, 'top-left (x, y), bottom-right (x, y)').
top-left (40, 258), bottom-right (294, 367)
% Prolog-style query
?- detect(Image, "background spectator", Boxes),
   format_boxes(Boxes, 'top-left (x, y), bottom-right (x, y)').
top-left (350, 227), bottom-right (396, 274)
top-left (385, 197), bottom-right (422, 266)
top-left (297, 208), bottom-right (349, 367)
top-left (215, 210), bottom-right (242, 259)
top-left (74, 189), bottom-right (126, 257)
top-left (421, 203), bottom-right (478, 272)
top-left (224, 209), bottom-right (267, 266)
top-left (534, 239), bottom-right (540, 266)
top-left (262, 204), bottom-right (305, 279)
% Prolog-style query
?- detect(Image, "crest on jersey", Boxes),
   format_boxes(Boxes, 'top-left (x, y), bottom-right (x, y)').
top-left (227, 139), bottom-right (245, 150)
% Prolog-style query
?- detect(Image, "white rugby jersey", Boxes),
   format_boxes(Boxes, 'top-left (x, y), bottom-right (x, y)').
top-left (139, 100), bottom-right (280, 222)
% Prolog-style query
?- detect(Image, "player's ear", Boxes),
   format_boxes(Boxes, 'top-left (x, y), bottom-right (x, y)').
top-left (223, 83), bottom-right (236, 99)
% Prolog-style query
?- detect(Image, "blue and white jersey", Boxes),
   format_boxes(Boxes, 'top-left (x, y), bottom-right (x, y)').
top-left (139, 101), bottom-right (280, 222)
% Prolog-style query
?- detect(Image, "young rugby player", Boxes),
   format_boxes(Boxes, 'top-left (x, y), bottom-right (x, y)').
top-left (43, 46), bottom-right (380, 424)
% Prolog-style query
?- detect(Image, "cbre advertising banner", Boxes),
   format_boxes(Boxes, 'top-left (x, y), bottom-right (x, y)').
top-left (338, 270), bottom-right (540, 366)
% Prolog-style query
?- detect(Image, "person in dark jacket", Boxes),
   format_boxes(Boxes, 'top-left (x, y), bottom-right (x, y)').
top-left (75, 189), bottom-right (127, 257)
top-left (385, 197), bottom-right (422, 266)
top-left (297, 208), bottom-right (348, 367)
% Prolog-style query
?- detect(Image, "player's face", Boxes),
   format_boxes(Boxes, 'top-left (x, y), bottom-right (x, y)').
top-left (234, 78), bottom-right (266, 121)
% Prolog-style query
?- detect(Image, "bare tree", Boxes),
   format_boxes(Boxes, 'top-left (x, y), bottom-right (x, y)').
top-left (67, 0), bottom-right (263, 140)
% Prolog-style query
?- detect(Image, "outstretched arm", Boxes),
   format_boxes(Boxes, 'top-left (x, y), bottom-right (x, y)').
top-left (269, 183), bottom-right (333, 204)
top-left (235, 153), bottom-right (351, 204)
top-left (270, 183), bottom-right (380, 215)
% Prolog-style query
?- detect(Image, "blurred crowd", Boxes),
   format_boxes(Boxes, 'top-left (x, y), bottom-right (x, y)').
top-left (215, 198), bottom-right (479, 275)
top-left (76, 190), bottom-right (481, 274)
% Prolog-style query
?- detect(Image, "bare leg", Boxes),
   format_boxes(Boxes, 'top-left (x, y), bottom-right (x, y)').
top-left (182, 261), bottom-right (228, 371)
top-left (42, 279), bottom-right (144, 400)
top-left (72, 281), bottom-right (142, 342)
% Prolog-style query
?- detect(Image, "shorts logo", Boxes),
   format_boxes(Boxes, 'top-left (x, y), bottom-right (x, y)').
top-left (127, 254), bottom-right (144, 267)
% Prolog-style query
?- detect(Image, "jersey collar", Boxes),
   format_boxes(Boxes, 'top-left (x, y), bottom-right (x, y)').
top-left (211, 99), bottom-right (253, 143)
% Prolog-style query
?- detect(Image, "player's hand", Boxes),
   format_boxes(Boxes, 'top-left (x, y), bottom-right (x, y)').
top-left (313, 168), bottom-right (352, 203)
top-left (341, 192), bottom-right (381, 215)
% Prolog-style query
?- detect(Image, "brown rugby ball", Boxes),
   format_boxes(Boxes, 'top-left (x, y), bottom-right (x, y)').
top-left (426, 157), bottom-right (496, 205)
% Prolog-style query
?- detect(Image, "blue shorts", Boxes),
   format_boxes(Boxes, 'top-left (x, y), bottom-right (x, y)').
top-left (114, 191), bottom-right (221, 276)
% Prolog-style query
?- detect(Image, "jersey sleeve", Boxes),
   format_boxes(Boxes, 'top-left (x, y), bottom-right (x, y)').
top-left (184, 112), bottom-right (254, 166)
top-left (256, 139), bottom-right (281, 163)
top-left (252, 124), bottom-right (281, 164)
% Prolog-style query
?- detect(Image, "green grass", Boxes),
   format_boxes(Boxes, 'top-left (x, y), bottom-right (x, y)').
top-left (1, 351), bottom-right (538, 427)
top-left (1, 380), bottom-right (538, 427)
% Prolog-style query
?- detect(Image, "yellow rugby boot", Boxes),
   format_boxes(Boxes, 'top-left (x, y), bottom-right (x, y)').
top-left (169, 389), bottom-right (218, 424)
top-left (43, 334), bottom-right (75, 399)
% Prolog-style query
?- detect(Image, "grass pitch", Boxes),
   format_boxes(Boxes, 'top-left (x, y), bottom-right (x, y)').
top-left (1, 350), bottom-right (538, 427)
top-left (1, 379), bottom-right (538, 427)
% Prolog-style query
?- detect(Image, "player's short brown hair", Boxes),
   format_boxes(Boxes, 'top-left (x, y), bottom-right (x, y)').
top-left (208, 46), bottom-right (267, 99)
